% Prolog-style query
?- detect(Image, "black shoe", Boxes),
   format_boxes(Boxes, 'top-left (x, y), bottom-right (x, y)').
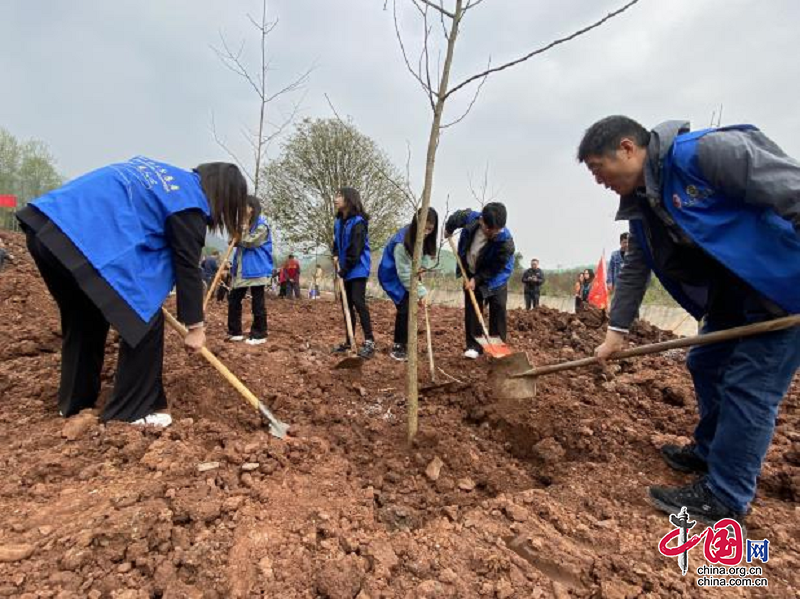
top-left (661, 444), bottom-right (708, 475)
top-left (358, 340), bottom-right (375, 359)
top-left (648, 480), bottom-right (745, 529)
top-left (390, 343), bottom-right (407, 361)
top-left (332, 342), bottom-right (351, 354)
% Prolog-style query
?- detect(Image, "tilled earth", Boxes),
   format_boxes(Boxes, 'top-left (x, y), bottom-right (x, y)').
top-left (0, 230), bottom-right (798, 599)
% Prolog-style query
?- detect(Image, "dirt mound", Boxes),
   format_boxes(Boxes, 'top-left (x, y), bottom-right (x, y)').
top-left (0, 230), bottom-right (798, 598)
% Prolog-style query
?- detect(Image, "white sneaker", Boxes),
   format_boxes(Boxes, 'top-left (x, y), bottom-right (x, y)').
top-left (131, 413), bottom-right (173, 428)
top-left (464, 349), bottom-right (480, 360)
top-left (245, 337), bottom-right (266, 345)
top-left (227, 335), bottom-right (245, 342)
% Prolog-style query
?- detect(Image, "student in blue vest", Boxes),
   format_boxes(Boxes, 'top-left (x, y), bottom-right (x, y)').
top-left (227, 195), bottom-right (273, 345)
top-left (332, 187), bottom-right (375, 358)
top-left (444, 202), bottom-right (515, 359)
top-left (578, 116), bottom-right (800, 527)
top-left (378, 207), bottom-right (439, 361)
top-left (16, 158), bottom-right (248, 427)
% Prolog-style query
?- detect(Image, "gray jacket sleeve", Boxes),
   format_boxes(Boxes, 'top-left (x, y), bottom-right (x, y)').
top-left (608, 228), bottom-right (651, 333)
top-left (698, 130), bottom-right (800, 230)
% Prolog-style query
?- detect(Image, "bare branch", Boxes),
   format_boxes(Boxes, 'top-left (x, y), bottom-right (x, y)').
top-left (445, 0), bottom-right (644, 99)
top-left (464, 0), bottom-right (487, 11)
top-left (261, 91), bottom-right (306, 147)
top-left (393, 0), bottom-right (435, 107)
top-left (324, 93), bottom-right (419, 208)
top-left (212, 33), bottom-right (264, 99)
top-left (439, 0), bottom-right (449, 40)
top-left (209, 112), bottom-right (254, 185)
top-left (418, 0), bottom-right (455, 19)
top-left (422, 6), bottom-right (435, 104)
top-left (441, 57), bottom-right (489, 128)
top-left (246, 12), bottom-right (279, 35)
top-left (264, 66), bottom-right (313, 104)
top-left (467, 162), bottom-right (499, 209)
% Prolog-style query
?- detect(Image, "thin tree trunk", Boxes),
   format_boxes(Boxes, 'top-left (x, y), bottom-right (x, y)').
top-left (406, 0), bottom-right (463, 444)
top-left (253, 0), bottom-right (268, 198)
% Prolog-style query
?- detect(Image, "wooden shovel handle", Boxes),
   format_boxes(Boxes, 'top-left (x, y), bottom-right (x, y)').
top-left (333, 259), bottom-right (358, 351)
top-left (515, 314), bottom-right (800, 379)
top-left (447, 235), bottom-right (492, 341)
top-left (424, 300), bottom-right (436, 382)
top-left (162, 308), bottom-right (260, 412)
top-left (203, 237), bottom-right (238, 312)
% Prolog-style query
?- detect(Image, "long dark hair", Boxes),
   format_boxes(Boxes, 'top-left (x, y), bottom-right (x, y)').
top-left (336, 187), bottom-right (368, 220)
top-left (246, 195), bottom-right (261, 228)
top-left (403, 207), bottom-right (438, 257)
top-left (195, 163), bottom-right (248, 235)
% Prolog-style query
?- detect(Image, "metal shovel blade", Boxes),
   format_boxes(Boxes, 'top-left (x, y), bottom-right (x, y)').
top-left (476, 336), bottom-right (513, 358)
top-left (258, 403), bottom-right (290, 439)
top-left (487, 352), bottom-right (536, 400)
top-left (334, 355), bottom-right (364, 370)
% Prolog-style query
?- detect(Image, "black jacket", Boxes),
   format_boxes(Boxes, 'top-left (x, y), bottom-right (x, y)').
top-left (522, 267), bottom-right (545, 291)
top-left (445, 209), bottom-right (515, 297)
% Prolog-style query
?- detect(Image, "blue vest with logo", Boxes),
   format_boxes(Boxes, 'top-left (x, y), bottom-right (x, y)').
top-left (334, 214), bottom-right (371, 280)
top-left (31, 156), bottom-right (211, 323)
top-left (231, 215), bottom-right (273, 280)
top-left (456, 211), bottom-right (515, 290)
top-left (632, 125), bottom-right (800, 317)
top-left (378, 226), bottom-right (410, 305)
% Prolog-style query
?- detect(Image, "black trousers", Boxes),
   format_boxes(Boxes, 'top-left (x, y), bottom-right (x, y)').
top-left (393, 294), bottom-right (410, 345)
top-left (524, 288), bottom-right (540, 310)
top-left (464, 287), bottom-right (507, 352)
top-left (215, 273), bottom-right (230, 302)
top-left (26, 231), bottom-right (167, 422)
top-left (227, 285), bottom-right (267, 338)
top-left (286, 280), bottom-right (301, 299)
top-left (342, 277), bottom-right (373, 343)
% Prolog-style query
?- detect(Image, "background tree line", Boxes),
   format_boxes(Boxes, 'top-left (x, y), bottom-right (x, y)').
top-left (0, 127), bottom-right (63, 230)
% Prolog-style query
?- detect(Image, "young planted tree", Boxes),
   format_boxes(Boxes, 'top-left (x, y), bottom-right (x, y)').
top-left (392, 0), bottom-right (645, 442)
top-left (211, 0), bottom-right (311, 199)
top-left (264, 117), bottom-right (412, 254)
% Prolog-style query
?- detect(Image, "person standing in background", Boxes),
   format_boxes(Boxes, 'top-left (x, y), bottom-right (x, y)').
top-left (607, 232), bottom-right (629, 294)
top-left (521, 258), bottom-right (545, 309)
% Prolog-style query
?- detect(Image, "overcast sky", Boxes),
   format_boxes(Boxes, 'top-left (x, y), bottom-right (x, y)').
top-left (3, 0), bottom-right (799, 268)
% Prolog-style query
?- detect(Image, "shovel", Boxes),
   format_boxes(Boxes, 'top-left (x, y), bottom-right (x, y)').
top-left (419, 295), bottom-right (457, 393)
top-left (447, 236), bottom-right (521, 359)
top-left (203, 237), bottom-right (237, 312)
top-left (162, 308), bottom-right (290, 438)
top-left (491, 314), bottom-right (800, 401)
top-left (333, 266), bottom-right (363, 370)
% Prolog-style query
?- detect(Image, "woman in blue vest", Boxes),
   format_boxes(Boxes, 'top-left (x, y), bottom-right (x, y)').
top-left (16, 158), bottom-right (248, 427)
top-left (227, 195), bottom-right (273, 345)
top-left (332, 187), bottom-right (374, 358)
top-left (378, 207), bottom-right (439, 361)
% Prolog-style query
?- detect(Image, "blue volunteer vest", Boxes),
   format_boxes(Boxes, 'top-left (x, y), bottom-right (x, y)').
top-left (31, 156), bottom-right (211, 323)
top-left (334, 214), bottom-right (371, 280)
top-left (231, 215), bottom-right (274, 279)
top-left (633, 124), bottom-right (800, 317)
top-left (378, 226), bottom-right (410, 305)
top-left (456, 211), bottom-right (515, 290)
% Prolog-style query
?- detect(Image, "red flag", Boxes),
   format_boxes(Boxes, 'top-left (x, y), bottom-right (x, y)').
top-left (0, 195), bottom-right (17, 208)
top-left (588, 254), bottom-right (609, 310)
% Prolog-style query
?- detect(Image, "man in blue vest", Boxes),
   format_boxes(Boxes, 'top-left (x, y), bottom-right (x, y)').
top-left (445, 202), bottom-right (515, 359)
top-left (578, 116), bottom-right (800, 527)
